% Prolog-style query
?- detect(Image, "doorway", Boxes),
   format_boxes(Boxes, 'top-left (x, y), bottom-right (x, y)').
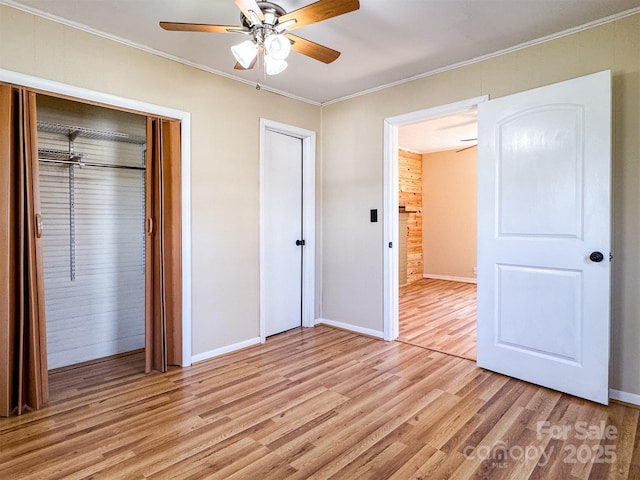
top-left (382, 95), bottom-right (487, 343)
top-left (395, 110), bottom-right (479, 360)
top-left (384, 72), bottom-right (612, 404)
top-left (259, 119), bottom-right (316, 341)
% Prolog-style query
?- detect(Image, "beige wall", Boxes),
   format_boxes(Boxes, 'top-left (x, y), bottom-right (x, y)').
top-left (2, 4), bottom-right (639, 397)
top-left (322, 14), bottom-right (640, 395)
top-left (0, 5), bottom-right (322, 357)
top-left (422, 148), bottom-right (477, 280)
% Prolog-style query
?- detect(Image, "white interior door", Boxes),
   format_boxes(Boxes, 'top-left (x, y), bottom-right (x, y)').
top-left (477, 71), bottom-right (611, 404)
top-left (263, 129), bottom-right (303, 337)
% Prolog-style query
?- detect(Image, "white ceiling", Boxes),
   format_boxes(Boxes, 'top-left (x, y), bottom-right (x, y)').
top-left (399, 110), bottom-right (478, 154)
top-left (5, 0), bottom-right (640, 153)
top-left (4, 0), bottom-right (639, 106)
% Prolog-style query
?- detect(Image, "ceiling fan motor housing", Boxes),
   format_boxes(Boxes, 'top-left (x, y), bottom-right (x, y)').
top-left (241, 1), bottom-right (289, 47)
top-left (241, 2), bottom-right (287, 28)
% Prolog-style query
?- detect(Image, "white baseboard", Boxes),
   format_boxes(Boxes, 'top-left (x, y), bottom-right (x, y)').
top-left (423, 273), bottom-right (477, 284)
top-left (191, 337), bottom-right (261, 364)
top-left (609, 388), bottom-right (640, 406)
top-left (315, 318), bottom-right (384, 339)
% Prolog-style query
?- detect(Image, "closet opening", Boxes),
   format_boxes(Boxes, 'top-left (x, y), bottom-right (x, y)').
top-left (37, 94), bottom-right (148, 379)
top-left (1, 76), bottom-right (186, 416)
top-left (36, 94), bottom-right (182, 390)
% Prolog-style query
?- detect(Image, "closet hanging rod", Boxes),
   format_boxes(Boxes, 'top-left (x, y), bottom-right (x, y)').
top-left (38, 158), bottom-right (145, 171)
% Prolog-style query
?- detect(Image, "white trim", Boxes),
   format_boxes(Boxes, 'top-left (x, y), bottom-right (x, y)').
top-left (191, 337), bottom-right (261, 364)
top-left (423, 274), bottom-right (477, 284)
top-left (383, 96), bottom-right (488, 343)
top-left (322, 7), bottom-right (640, 106)
top-left (0, 68), bottom-right (193, 367)
top-left (2, 0), bottom-right (637, 107)
top-left (609, 389), bottom-right (640, 406)
top-left (259, 119), bottom-right (316, 342)
top-left (383, 120), bottom-right (399, 341)
top-left (315, 318), bottom-right (384, 339)
top-left (385, 97), bottom-right (488, 125)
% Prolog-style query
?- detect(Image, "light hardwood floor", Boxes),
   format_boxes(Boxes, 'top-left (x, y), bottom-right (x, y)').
top-left (1, 325), bottom-right (639, 479)
top-left (399, 278), bottom-right (477, 360)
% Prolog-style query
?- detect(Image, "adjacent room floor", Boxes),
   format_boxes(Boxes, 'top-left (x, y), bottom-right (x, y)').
top-left (398, 278), bottom-right (477, 360)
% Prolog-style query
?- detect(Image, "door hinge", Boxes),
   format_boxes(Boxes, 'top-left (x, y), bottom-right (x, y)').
top-left (388, 241), bottom-right (393, 248)
top-left (296, 239), bottom-right (305, 246)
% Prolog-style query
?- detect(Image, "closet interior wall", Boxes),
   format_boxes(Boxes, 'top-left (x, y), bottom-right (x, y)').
top-left (36, 95), bottom-right (147, 369)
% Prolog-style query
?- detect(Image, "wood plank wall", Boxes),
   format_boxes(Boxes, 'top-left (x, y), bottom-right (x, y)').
top-left (398, 213), bottom-right (408, 285)
top-left (398, 149), bottom-right (423, 284)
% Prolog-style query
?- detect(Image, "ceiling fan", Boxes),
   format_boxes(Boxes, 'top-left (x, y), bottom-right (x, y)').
top-left (160, 0), bottom-right (360, 76)
top-left (456, 138), bottom-right (477, 153)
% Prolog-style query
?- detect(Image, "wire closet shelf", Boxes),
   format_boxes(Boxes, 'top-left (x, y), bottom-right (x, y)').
top-left (37, 120), bottom-right (146, 171)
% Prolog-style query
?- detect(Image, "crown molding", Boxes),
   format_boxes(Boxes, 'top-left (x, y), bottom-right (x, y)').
top-left (322, 7), bottom-right (640, 106)
top-left (0, 0), bottom-right (321, 107)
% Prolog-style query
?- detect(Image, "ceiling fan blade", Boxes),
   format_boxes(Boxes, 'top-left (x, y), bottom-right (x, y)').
top-left (160, 22), bottom-right (240, 33)
top-left (279, 0), bottom-right (360, 31)
top-left (234, 0), bottom-right (265, 22)
top-left (456, 145), bottom-right (478, 153)
top-left (286, 34), bottom-right (340, 64)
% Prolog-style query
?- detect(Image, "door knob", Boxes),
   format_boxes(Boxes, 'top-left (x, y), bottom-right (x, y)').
top-left (296, 239), bottom-right (305, 246)
top-left (589, 251), bottom-right (604, 262)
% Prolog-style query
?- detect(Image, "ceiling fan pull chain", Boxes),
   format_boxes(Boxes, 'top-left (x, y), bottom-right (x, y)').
top-left (256, 48), bottom-right (262, 89)
top-left (256, 50), bottom-right (260, 89)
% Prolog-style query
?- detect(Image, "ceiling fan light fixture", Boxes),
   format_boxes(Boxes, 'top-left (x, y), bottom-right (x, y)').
top-left (264, 33), bottom-right (291, 61)
top-left (231, 39), bottom-right (258, 68)
top-left (265, 55), bottom-right (288, 75)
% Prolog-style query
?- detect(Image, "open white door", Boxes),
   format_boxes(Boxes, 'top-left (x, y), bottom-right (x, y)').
top-left (477, 71), bottom-right (611, 404)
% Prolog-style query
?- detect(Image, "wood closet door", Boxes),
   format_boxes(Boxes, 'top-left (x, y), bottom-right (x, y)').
top-left (145, 117), bottom-right (182, 372)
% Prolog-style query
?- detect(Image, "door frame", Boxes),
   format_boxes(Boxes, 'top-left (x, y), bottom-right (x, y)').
top-left (259, 118), bottom-right (316, 342)
top-left (382, 95), bottom-right (488, 341)
top-left (0, 68), bottom-right (192, 367)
